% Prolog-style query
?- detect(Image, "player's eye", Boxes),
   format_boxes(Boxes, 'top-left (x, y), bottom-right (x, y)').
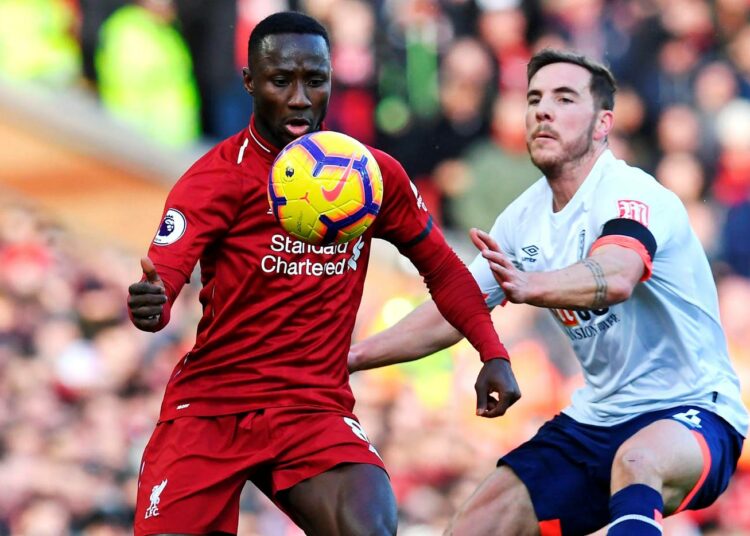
top-left (272, 78), bottom-right (289, 87)
top-left (307, 78), bottom-right (325, 87)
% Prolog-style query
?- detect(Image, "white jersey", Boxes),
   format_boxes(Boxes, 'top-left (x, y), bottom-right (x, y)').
top-left (470, 150), bottom-right (748, 435)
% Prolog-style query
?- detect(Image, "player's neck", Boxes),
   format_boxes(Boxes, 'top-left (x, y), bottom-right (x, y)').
top-left (547, 144), bottom-right (607, 212)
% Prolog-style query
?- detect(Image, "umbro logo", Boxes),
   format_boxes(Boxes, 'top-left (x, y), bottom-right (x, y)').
top-left (521, 245), bottom-right (539, 262)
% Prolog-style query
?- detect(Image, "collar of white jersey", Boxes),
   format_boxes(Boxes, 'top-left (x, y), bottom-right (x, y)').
top-left (546, 148), bottom-right (616, 218)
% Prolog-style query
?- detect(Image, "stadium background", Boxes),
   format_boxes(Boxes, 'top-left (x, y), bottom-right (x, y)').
top-left (1, 0), bottom-right (749, 534)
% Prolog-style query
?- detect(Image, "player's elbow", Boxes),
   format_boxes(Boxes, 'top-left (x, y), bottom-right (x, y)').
top-left (606, 275), bottom-right (635, 304)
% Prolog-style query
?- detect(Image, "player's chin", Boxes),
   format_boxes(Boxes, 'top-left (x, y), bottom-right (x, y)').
top-left (529, 149), bottom-right (560, 169)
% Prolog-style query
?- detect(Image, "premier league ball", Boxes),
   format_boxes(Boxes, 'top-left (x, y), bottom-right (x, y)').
top-left (268, 131), bottom-right (384, 245)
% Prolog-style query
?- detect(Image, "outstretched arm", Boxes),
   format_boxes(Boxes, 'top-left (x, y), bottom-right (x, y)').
top-left (471, 228), bottom-right (645, 309)
top-left (349, 300), bottom-right (462, 372)
top-left (351, 229), bottom-right (520, 417)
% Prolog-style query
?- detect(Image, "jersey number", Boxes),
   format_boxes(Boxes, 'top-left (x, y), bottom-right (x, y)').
top-left (672, 409), bottom-right (702, 428)
top-left (343, 417), bottom-right (382, 459)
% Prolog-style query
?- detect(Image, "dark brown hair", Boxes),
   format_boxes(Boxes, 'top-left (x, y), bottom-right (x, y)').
top-left (527, 49), bottom-right (617, 111)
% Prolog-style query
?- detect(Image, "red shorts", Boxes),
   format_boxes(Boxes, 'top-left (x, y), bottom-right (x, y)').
top-left (133, 407), bottom-right (386, 535)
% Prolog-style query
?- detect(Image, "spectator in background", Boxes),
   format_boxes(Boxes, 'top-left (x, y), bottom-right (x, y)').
top-left (78, 0), bottom-right (125, 86)
top-left (692, 60), bottom-right (740, 183)
top-left (476, 0), bottom-right (530, 92)
top-left (713, 99), bottom-right (750, 206)
top-left (606, 86), bottom-right (648, 165)
top-left (655, 151), bottom-right (719, 256)
top-left (655, 104), bottom-right (703, 164)
top-left (727, 24), bottom-right (750, 98)
top-left (720, 200), bottom-right (750, 278)
top-left (175, 0), bottom-right (251, 140)
top-left (446, 90), bottom-right (540, 234)
top-left (715, 0), bottom-right (750, 45)
top-left (424, 37), bottom-right (496, 227)
top-left (322, 0), bottom-right (379, 145)
top-left (95, 0), bottom-right (201, 147)
top-left (0, 0), bottom-right (81, 87)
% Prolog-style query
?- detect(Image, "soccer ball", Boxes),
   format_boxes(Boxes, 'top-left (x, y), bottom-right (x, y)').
top-left (268, 130), bottom-right (384, 245)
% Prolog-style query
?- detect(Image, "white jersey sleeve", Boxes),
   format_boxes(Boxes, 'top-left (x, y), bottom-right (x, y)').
top-left (467, 177), bottom-right (547, 309)
top-left (587, 165), bottom-right (681, 281)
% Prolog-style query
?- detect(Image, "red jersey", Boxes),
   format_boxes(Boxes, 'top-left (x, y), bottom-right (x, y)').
top-left (146, 118), bottom-right (507, 421)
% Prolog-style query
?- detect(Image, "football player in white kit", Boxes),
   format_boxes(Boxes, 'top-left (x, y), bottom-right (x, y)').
top-left (349, 49), bottom-right (748, 535)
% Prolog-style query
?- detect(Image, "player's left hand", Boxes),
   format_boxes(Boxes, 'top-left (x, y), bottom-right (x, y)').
top-left (475, 358), bottom-right (521, 418)
top-left (470, 228), bottom-right (532, 304)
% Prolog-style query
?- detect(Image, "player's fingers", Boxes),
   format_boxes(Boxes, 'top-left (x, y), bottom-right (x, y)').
top-left (488, 262), bottom-right (512, 280)
top-left (469, 228), bottom-right (489, 253)
top-left (130, 305), bottom-right (165, 318)
top-left (128, 282), bottom-right (166, 298)
top-left (472, 228), bottom-right (502, 253)
top-left (133, 315), bottom-right (162, 331)
top-left (474, 381), bottom-right (488, 416)
top-left (141, 256), bottom-right (164, 287)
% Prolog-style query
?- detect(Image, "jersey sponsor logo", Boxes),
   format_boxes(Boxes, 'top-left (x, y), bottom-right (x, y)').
top-left (153, 209), bottom-right (187, 246)
top-left (617, 200), bottom-right (649, 226)
top-left (410, 181), bottom-right (428, 212)
top-left (347, 237), bottom-right (365, 271)
top-left (261, 234), bottom-right (363, 276)
top-left (145, 479), bottom-right (168, 519)
top-left (552, 307), bottom-right (610, 327)
top-left (551, 307), bottom-right (620, 340)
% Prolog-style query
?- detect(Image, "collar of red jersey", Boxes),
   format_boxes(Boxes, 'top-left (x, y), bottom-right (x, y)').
top-left (247, 116), bottom-right (328, 159)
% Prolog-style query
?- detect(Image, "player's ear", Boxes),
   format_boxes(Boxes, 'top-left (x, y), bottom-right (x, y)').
top-left (242, 68), bottom-right (254, 96)
top-left (593, 109), bottom-right (614, 142)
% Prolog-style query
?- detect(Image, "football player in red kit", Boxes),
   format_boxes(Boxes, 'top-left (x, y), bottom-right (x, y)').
top-left (126, 11), bottom-right (520, 536)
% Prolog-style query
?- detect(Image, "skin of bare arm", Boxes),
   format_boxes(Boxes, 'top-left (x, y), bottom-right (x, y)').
top-left (471, 228), bottom-right (645, 310)
top-left (348, 300), bottom-right (463, 373)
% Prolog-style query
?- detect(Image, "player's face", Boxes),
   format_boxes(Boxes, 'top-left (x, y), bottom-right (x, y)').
top-left (525, 62), bottom-right (601, 174)
top-left (244, 33), bottom-right (331, 149)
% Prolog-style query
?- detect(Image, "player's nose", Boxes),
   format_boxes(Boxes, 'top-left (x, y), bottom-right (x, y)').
top-left (289, 80), bottom-right (311, 108)
top-left (534, 95), bottom-right (555, 121)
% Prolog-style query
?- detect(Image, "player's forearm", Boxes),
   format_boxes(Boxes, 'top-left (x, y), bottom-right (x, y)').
top-left (403, 231), bottom-right (508, 361)
top-left (349, 301), bottom-right (463, 372)
top-left (525, 246), bottom-right (642, 309)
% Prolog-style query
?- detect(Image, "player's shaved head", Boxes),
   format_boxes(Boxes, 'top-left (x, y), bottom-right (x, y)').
top-left (248, 11), bottom-right (330, 67)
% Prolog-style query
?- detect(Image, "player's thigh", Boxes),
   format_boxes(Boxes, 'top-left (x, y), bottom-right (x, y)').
top-left (492, 414), bottom-right (614, 535)
top-left (611, 418), bottom-right (703, 507)
top-left (134, 414), bottom-right (264, 536)
top-left (447, 465), bottom-right (538, 536)
top-left (612, 408), bottom-right (744, 514)
top-left (279, 462), bottom-right (397, 536)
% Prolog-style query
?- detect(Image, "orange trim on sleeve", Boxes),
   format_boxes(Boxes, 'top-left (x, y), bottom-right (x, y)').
top-left (590, 235), bottom-right (653, 282)
top-left (674, 431), bottom-right (711, 514)
top-left (538, 519), bottom-right (563, 536)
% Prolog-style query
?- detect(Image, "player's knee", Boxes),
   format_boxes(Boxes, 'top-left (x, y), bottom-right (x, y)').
top-left (612, 445), bottom-right (661, 489)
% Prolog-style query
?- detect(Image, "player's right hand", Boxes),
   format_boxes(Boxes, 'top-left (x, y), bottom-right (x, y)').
top-left (475, 358), bottom-right (521, 418)
top-left (127, 256), bottom-right (167, 332)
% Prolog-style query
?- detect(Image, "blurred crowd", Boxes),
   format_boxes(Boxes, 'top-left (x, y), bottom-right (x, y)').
top-left (1, 0), bottom-right (750, 534)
